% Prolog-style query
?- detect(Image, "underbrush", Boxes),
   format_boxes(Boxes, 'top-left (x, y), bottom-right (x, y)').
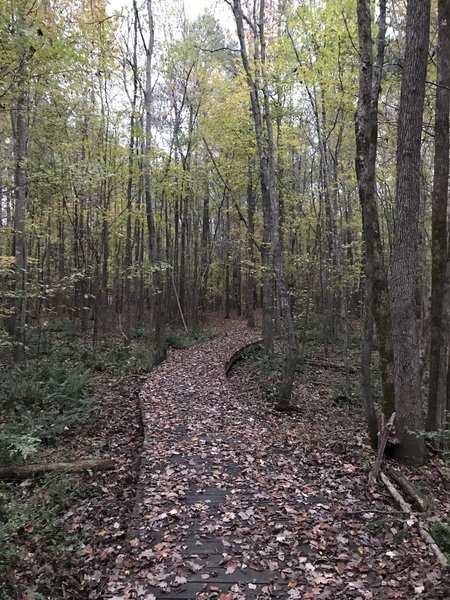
top-left (242, 341), bottom-right (362, 408)
top-left (430, 520), bottom-right (450, 561)
top-left (0, 361), bottom-right (92, 463)
top-left (0, 320), bottom-right (157, 598)
top-left (246, 347), bottom-right (284, 374)
top-left (0, 474), bottom-right (86, 598)
top-left (93, 342), bottom-right (155, 374)
top-left (166, 329), bottom-right (216, 349)
top-left (25, 321), bottom-right (156, 375)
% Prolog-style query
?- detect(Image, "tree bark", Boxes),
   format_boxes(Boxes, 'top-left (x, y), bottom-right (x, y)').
top-left (355, 0), bottom-right (395, 423)
top-left (232, 0), bottom-right (274, 351)
top-left (390, 0), bottom-right (430, 465)
top-left (0, 459), bottom-right (115, 481)
top-left (225, 193), bottom-right (231, 318)
top-left (427, 0), bottom-right (450, 433)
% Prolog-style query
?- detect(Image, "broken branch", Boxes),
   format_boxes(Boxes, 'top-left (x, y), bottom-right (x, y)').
top-left (0, 458), bottom-right (115, 480)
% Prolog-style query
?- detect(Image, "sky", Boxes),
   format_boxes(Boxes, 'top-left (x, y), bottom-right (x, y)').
top-left (107, 0), bottom-right (236, 43)
top-left (108, 0), bottom-right (232, 24)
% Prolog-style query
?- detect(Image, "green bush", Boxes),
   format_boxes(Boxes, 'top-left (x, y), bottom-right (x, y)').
top-left (0, 433), bottom-right (41, 462)
top-left (93, 343), bottom-right (155, 374)
top-left (329, 379), bottom-right (359, 406)
top-left (0, 362), bottom-right (92, 462)
top-left (130, 325), bottom-right (153, 342)
top-left (1, 362), bottom-right (90, 411)
top-left (430, 520), bottom-right (450, 558)
top-left (0, 329), bottom-right (13, 350)
top-left (246, 348), bottom-right (284, 374)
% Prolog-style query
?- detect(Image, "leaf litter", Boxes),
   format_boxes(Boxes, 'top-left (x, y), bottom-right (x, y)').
top-left (105, 320), bottom-right (449, 600)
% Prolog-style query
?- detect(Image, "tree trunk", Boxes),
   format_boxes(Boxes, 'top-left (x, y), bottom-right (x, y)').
top-left (232, 0), bottom-right (273, 350)
top-left (390, 0), bottom-right (430, 465)
top-left (246, 165), bottom-right (256, 328)
top-left (361, 258), bottom-right (379, 447)
top-left (124, 4), bottom-right (139, 337)
top-left (200, 179), bottom-right (210, 316)
top-left (258, 1), bottom-right (299, 409)
top-left (232, 0), bottom-right (299, 408)
top-left (225, 193), bottom-right (231, 319)
top-left (427, 0), bottom-right (450, 433)
top-left (12, 91), bottom-right (28, 362)
top-left (355, 0), bottom-right (395, 423)
top-left (143, 0), bottom-right (166, 363)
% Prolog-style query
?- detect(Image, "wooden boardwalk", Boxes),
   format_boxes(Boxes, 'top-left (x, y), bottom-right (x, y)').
top-left (105, 321), bottom-right (445, 600)
top-left (106, 323), bottom-right (296, 599)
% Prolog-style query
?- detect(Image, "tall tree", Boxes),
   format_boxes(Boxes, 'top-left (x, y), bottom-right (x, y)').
top-left (11, 88), bottom-right (28, 362)
top-left (230, 0), bottom-right (299, 409)
top-left (389, 0), bottom-right (430, 464)
top-left (355, 0), bottom-right (392, 445)
top-left (143, 0), bottom-right (166, 363)
top-left (9, 1), bottom-right (35, 362)
top-left (427, 0), bottom-right (450, 433)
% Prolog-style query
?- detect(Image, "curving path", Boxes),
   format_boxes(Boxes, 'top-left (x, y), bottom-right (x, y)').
top-left (106, 320), bottom-right (446, 600)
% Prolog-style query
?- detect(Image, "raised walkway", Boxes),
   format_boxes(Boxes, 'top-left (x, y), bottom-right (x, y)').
top-left (106, 321), bottom-right (446, 600)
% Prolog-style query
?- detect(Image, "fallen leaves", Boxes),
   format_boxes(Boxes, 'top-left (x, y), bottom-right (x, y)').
top-left (103, 320), bottom-right (449, 599)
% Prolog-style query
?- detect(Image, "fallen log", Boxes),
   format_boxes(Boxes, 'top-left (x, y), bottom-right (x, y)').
top-left (386, 466), bottom-right (428, 512)
top-left (380, 471), bottom-right (411, 511)
top-left (380, 471), bottom-right (448, 568)
top-left (0, 458), bottom-right (115, 480)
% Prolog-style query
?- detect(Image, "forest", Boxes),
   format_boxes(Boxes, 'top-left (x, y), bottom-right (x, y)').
top-left (1, 0), bottom-right (450, 598)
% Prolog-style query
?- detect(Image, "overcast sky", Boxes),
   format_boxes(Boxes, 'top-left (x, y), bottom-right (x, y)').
top-left (108, 0), bottom-right (233, 25)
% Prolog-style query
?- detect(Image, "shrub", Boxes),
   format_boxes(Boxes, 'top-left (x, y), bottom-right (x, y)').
top-left (430, 520), bottom-right (450, 559)
top-left (93, 343), bottom-right (155, 374)
top-left (246, 347), bottom-right (284, 374)
top-left (0, 362), bottom-right (92, 462)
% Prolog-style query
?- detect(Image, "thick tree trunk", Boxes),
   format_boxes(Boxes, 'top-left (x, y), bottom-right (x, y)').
top-left (200, 181), bottom-right (210, 316)
top-left (225, 194), bottom-right (231, 318)
top-left (390, 0), bottom-right (430, 465)
top-left (124, 7), bottom-right (139, 336)
top-left (262, 81), bottom-right (298, 409)
top-left (427, 0), bottom-right (450, 433)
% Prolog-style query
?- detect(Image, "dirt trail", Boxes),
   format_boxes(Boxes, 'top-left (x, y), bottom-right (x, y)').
top-left (106, 320), bottom-right (446, 600)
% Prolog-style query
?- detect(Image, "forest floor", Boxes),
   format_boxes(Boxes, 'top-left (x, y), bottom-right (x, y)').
top-left (1, 318), bottom-right (449, 600)
top-left (105, 319), bottom-right (449, 600)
